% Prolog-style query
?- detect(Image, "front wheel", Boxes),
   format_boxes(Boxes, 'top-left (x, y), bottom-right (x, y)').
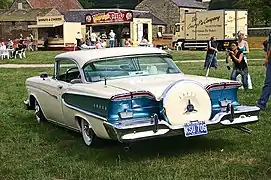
top-left (81, 119), bottom-right (97, 147)
top-left (34, 100), bottom-right (46, 123)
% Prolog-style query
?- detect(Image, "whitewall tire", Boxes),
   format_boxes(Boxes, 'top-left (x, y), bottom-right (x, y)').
top-left (81, 119), bottom-right (96, 147)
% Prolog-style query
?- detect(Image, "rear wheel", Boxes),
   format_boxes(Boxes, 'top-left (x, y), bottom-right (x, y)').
top-left (34, 100), bottom-right (46, 123)
top-left (81, 119), bottom-right (97, 147)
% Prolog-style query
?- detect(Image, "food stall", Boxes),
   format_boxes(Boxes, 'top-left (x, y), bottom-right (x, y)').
top-left (28, 15), bottom-right (84, 49)
top-left (84, 10), bottom-right (152, 46)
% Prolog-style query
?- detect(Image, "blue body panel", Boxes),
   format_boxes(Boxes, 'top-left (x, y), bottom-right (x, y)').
top-left (208, 88), bottom-right (239, 118)
top-left (108, 97), bottom-right (159, 122)
top-left (107, 88), bottom-right (239, 122)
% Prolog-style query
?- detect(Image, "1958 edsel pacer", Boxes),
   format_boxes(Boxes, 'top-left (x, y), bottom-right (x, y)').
top-left (24, 47), bottom-right (260, 146)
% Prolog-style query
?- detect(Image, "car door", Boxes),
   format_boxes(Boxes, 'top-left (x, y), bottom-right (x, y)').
top-left (37, 60), bottom-right (67, 123)
top-left (55, 58), bottom-right (82, 128)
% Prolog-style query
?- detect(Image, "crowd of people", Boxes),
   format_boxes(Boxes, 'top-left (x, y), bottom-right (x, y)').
top-left (0, 33), bottom-right (36, 58)
top-left (75, 29), bottom-right (151, 50)
top-left (204, 31), bottom-right (271, 110)
top-left (204, 31), bottom-right (253, 90)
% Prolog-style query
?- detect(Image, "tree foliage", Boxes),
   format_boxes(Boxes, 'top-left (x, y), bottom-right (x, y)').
top-left (209, 0), bottom-right (271, 27)
top-left (0, 0), bottom-right (13, 9)
top-left (78, 0), bottom-right (94, 8)
top-left (78, 0), bottom-right (142, 9)
top-left (209, 0), bottom-right (235, 10)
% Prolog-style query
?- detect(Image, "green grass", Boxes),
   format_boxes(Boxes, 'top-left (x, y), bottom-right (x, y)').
top-left (0, 51), bottom-right (63, 64)
top-left (0, 49), bottom-right (265, 65)
top-left (0, 62), bottom-right (270, 180)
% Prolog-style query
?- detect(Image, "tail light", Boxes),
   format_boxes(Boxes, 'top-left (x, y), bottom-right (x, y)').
top-left (109, 91), bottom-right (157, 121)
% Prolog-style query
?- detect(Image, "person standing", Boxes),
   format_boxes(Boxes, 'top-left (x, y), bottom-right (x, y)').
top-left (90, 31), bottom-right (97, 46)
top-left (43, 32), bottom-right (49, 51)
top-left (256, 32), bottom-right (271, 110)
top-left (19, 34), bottom-right (24, 44)
top-left (226, 41), bottom-right (249, 89)
top-left (75, 32), bottom-right (83, 47)
top-left (237, 31), bottom-right (253, 89)
top-left (204, 36), bottom-right (218, 69)
top-left (109, 30), bottom-right (115, 48)
top-left (116, 27), bottom-right (122, 47)
top-left (28, 33), bottom-right (34, 51)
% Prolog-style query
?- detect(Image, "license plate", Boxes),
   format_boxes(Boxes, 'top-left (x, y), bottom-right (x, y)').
top-left (184, 121), bottom-right (208, 137)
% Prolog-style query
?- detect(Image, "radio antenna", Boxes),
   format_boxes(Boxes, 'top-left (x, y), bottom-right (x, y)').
top-left (105, 57), bottom-right (108, 86)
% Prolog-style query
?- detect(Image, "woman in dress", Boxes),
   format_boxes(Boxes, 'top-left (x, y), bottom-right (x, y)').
top-left (237, 31), bottom-right (253, 89)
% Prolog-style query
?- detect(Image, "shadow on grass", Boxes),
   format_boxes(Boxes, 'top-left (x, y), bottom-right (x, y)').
top-left (20, 113), bottom-right (233, 164)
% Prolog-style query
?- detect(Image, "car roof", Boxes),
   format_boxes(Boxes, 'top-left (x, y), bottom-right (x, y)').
top-left (55, 47), bottom-right (168, 68)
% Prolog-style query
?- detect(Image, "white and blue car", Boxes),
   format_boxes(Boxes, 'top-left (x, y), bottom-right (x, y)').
top-left (24, 47), bottom-right (260, 146)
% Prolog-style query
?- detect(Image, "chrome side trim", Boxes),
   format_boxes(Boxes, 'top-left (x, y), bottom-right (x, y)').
top-left (26, 84), bottom-right (57, 99)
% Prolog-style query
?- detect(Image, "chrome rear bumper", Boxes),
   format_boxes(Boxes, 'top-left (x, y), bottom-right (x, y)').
top-left (103, 105), bottom-right (260, 143)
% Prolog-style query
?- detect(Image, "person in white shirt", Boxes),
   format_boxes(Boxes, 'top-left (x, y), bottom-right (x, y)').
top-left (109, 30), bottom-right (116, 48)
top-left (90, 32), bottom-right (97, 46)
top-left (0, 42), bottom-right (6, 50)
top-left (75, 32), bottom-right (83, 47)
top-left (140, 37), bottom-right (148, 46)
top-left (7, 39), bottom-right (13, 49)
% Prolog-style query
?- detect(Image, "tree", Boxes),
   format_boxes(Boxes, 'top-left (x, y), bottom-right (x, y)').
top-left (209, 0), bottom-right (271, 26)
top-left (209, 0), bottom-right (236, 10)
top-left (259, 0), bottom-right (271, 26)
top-left (78, 0), bottom-right (94, 8)
top-left (0, 0), bottom-right (13, 9)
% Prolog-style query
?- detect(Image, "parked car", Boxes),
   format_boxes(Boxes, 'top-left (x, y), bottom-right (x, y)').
top-left (24, 47), bottom-right (260, 147)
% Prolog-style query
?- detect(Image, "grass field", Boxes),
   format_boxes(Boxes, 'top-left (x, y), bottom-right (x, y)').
top-left (0, 59), bottom-right (270, 180)
top-left (0, 49), bottom-right (265, 65)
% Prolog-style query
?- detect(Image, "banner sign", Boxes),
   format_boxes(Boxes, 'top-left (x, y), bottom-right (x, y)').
top-left (37, 15), bottom-right (64, 24)
top-left (85, 11), bottom-right (133, 24)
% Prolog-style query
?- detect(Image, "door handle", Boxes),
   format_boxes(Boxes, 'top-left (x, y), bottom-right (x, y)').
top-left (57, 85), bottom-right (63, 89)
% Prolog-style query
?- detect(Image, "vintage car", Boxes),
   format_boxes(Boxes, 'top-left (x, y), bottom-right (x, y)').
top-left (24, 47), bottom-right (260, 147)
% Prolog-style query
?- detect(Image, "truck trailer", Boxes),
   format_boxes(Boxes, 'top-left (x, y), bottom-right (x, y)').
top-left (172, 10), bottom-right (248, 50)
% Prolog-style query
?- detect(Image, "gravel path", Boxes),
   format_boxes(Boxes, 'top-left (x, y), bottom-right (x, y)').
top-left (0, 59), bottom-right (264, 68)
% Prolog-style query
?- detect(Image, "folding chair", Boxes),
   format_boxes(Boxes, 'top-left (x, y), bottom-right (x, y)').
top-left (1, 49), bottom-right (10, 60)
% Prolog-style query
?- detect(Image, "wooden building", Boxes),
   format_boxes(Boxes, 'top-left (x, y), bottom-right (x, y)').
top-left (0, 0), bottom-right (82, 40)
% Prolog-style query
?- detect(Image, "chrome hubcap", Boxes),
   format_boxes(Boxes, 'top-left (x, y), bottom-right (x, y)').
top-left (35, 103), bottom-right (41, 122)
top-left (83, 121), bottom-right (92, 144)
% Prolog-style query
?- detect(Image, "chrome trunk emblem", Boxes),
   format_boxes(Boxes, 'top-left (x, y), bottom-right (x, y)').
top-left (185, 99), bottom-right (197, 113)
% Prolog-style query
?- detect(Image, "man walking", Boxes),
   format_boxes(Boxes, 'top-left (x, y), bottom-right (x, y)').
top-left (204, 36), bottom-right (219, 69)
top-left (256, 32), bottom-right (271, 110)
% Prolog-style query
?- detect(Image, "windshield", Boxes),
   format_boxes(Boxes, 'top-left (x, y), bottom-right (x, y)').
top-left (83, 55), bottom-right (181, 82)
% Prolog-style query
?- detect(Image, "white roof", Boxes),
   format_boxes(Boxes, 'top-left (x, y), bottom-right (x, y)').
top-left (55, 47), bottom-right (168, 68)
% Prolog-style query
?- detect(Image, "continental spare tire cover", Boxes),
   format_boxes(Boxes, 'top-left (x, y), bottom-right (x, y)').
top-left (162, 80), bottom-right (212, 126)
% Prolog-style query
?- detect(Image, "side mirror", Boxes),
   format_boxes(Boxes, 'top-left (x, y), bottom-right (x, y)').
top-left (40, 72), bottom-right (48, 80)
top-left (71, 79), bottom-right (82, 84)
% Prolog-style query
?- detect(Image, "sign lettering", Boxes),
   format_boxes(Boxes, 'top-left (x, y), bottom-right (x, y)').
top-left (188, 16), bottom-right (221, 29)
top-left (37, 16), bottom-right (64, 24)
top-left (85, 11), bottom-right (133, 24)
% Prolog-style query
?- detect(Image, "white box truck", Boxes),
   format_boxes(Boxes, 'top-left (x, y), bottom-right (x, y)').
top-left (172, 10), bottom-right (248, 50)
